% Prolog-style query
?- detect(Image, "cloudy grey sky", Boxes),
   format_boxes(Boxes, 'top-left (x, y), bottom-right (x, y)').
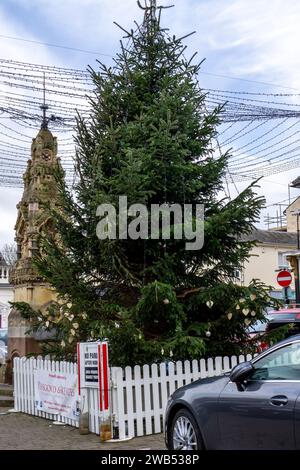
top-left (1, 0), bottom-right (300, 245)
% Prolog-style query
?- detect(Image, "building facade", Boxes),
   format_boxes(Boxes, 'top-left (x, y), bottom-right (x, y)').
top-left (285, 196), bottom-right (300, 233)
top-left (239, 229), bottom-right (298, 300)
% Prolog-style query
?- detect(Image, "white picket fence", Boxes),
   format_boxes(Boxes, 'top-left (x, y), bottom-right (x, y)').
top-left (13, 353), bottom-right (253, 439)
top-left (110, 354), bottom-right (253, 439)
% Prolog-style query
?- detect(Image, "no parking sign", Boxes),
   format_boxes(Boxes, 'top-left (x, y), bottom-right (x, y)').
top-left (77, 341), bottom-right (110, 412)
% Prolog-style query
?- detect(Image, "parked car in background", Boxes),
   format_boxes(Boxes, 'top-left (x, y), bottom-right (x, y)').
top-left (266, 312), bottom-right (300, 337)
top-left (246, 311), bottom-right (300, 353)
top-left (247, 319), bottom-right (268, 339)
top-left (165, 335), bottom-right (300, 450)
top-left (0, 328), bottom-right (7, 347)
top-left (247, 319), bottom-right (270, 352)
top-left (269, 306), bottom-right (300, 316)
top-left (0, 345), bottom-right (7, 365)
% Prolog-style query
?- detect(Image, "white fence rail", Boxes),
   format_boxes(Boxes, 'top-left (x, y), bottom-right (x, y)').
top-left (13, 353), bottom-right (253, 439)
top-left (111, 354), bottom-right (253, 440)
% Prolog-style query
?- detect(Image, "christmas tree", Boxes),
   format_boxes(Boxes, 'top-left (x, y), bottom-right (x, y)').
top-left (14, 1), bottom-right (281, 365)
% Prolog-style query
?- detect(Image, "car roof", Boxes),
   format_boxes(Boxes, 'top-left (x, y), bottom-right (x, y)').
top-left (269, 308), bottom-right (300, 314)
top-left (269, 312), bottom-right (300, 321)
top-left (271, 334), bottom-right (300, 347)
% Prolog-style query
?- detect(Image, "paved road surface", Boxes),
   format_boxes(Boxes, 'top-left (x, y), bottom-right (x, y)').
top-left (0, 408), bottom-right (165, 450)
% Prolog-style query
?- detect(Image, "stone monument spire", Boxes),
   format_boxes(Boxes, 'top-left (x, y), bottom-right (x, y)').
top-left (8, 116), bottom-right (62, 360)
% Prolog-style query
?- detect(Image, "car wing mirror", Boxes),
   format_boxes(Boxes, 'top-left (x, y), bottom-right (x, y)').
top-left (230, 361), bottom-right (254, 385)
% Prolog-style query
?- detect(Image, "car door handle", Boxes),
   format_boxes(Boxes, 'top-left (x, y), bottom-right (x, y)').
top-left (270, 395), bottom-right (288, 407)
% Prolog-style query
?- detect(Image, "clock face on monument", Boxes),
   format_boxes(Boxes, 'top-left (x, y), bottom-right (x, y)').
top-left (42, 150), bottom-right (51, 161)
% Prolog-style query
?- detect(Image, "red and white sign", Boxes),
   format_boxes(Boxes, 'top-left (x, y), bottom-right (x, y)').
top-left (77, 341), bottom-right (110, 412)
top-left (277, 270), bottom-right (292, 287)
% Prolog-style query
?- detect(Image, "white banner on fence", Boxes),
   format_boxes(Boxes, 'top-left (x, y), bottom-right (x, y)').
top-left (34, 369), bottom-right (79, 420)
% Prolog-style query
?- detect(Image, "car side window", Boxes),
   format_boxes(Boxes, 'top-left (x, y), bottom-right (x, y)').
top-left (250, 341), bottom-right (300, 381)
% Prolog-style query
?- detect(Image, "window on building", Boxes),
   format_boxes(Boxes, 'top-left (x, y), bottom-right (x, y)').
top-left (278, 252), bottom-right (289, 269)
top-left (234, 269), bottom-right (241, 280)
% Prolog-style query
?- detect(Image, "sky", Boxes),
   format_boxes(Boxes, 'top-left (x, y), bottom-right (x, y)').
top-left (1, 0), bottom-right (300, 245)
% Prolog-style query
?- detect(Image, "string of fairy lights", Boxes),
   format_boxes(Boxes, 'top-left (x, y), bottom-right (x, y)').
top-left (1, 58), bottom-right (300, 188)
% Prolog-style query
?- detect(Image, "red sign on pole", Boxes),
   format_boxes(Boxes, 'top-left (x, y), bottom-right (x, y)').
top-left (277, 270), bottom-right (292, 287)
top-left (98, 341), bottom-right (110, 412)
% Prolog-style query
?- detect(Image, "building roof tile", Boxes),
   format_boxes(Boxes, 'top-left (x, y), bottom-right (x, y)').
top-left (241, 228), bottom-right (298, 246)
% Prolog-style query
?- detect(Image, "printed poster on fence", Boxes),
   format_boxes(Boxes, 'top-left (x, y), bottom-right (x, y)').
top-left (34, 369), bottom-right (79, 420)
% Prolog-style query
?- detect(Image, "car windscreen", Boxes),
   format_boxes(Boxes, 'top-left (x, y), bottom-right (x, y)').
top-left (249, 320), bottom-right (267, 333)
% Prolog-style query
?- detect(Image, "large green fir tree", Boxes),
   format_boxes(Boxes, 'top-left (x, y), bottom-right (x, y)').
top-left (15, 2), bottom-right (281, 365)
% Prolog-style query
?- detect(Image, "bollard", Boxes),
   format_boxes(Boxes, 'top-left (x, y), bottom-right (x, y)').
top-left (100, 416), bottom-right (112, 442)
top-left (78, 389), bottom-right (90, 435)
top-left (79, 411), bottom-right (90, 435)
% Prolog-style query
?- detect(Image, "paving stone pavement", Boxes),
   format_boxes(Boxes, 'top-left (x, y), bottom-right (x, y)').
top-left (0, 408), bottom-right (165, 450)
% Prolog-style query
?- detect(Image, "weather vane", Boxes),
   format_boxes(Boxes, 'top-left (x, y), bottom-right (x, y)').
top-left (39, 72), bottom-right (60, 129)
top-left (40, 72), bottom-right (49, 130)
